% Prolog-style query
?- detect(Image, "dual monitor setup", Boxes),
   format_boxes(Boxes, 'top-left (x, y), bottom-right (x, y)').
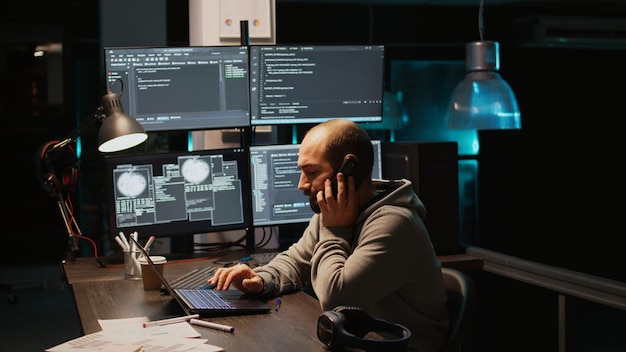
top-left (104, 141), bottom-right (383, 250)
top-left (103, 44), bottom-right (386, 252)
top-left (104, 45), bottom-right (386, 132)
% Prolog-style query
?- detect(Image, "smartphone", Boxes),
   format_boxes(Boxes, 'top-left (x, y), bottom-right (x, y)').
top-left (310, 156), bottom-right (369, 213)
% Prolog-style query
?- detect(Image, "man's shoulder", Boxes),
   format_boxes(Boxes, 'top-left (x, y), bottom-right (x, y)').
top-left (371, 179), bottom-right (425, 216)
top-left (373, 178), bottom-right (409, 190)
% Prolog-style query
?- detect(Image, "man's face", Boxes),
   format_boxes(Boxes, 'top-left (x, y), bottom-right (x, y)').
top-left (297, 129), bottom-right (334, 204)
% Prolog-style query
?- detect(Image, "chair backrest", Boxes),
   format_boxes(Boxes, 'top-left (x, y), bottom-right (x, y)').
top-left (441, 267), bottom-right (476, 352)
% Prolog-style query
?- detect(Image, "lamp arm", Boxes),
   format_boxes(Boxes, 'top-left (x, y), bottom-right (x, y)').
top-left (51, 106), bottom-right (106, 151)
top-left (56, 197), bottom-right (81, 261)
top-left (38, 107), bottom-right (105, 262)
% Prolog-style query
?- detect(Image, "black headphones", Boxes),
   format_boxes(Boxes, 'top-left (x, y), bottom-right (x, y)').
top-left (35, 140), bottom-right (79, 196)
top-left (317, 306), bottom-right (411, 351)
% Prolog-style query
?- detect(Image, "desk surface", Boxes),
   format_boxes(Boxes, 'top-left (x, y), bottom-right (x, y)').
top-left (62, 252), bottom-right (481, 351)
top-left (63, 252), bottom-right (482, 285)
top-left (63, 257), bottom-right (324, 350)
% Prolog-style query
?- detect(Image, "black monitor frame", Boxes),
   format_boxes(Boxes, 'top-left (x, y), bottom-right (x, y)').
top-left (104, 147), bottom-right (255, 250)
top-left (103, 45), bottom-right (251, 132)
top-left (249, 44), bottom-right (385, 126)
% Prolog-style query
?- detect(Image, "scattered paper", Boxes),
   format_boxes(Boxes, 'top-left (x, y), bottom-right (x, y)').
top-left (46, 317), bottom-right (222, 352)
top-left (98, 317), bottom-right (201, 338)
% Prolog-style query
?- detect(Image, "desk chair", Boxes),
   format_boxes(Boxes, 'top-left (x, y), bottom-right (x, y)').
top-left (442, 267), bottom-right (476, 352)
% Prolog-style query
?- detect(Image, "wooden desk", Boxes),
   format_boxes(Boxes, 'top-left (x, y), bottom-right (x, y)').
top-left (63, 257), bottom-right (324, 351)
top-left (62, 253), bottom-right (482, 285)
top-left (63, 256), bottom-right (220, 285)
top-left (62, 253), bottom-right (481, 351)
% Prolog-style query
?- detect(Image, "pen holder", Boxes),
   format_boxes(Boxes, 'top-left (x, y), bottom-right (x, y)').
top-left (138, 256), bottom-right (167, 290)
top-left (123, 250), bottom-right (142, 280)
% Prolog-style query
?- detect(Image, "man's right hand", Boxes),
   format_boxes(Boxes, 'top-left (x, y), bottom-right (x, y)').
top-left (319, 173), bottom-right (359, 228)
top-left (208, 264), bottom-right (264, 294)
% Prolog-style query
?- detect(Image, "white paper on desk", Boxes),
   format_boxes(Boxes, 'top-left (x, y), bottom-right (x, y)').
top-left (97, 317), bottom-right (144, 333)
top-left (111, 333), bottom-right (221, 352)
top-left (45, 331), bottom-right (142, 352)
top-left (46, 330), bottom-right (222, 352)
top-left (98, 317), bottom-right (201, 338)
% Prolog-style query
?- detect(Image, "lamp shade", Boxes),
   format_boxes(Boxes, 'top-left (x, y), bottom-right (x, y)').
top-left (97, 91), bottom-right (148, 153)
top-left (447, 41), bottom-right (521, 130)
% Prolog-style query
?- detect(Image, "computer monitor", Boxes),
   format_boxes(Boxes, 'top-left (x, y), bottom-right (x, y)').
top-left (104, 147), bottom-right (254, 248)
top-left (250, 140), bottom-right (382, 226)
top-left (249, 45), bottom-right (385, 126)
top-left (103, 46), bottom-right (251, 132)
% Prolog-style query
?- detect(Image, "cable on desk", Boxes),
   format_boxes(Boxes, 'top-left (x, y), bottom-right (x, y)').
top-left (255, 226), bottom-right (276, 249)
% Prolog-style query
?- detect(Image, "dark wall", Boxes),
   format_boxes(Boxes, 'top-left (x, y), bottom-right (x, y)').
top-left (5, 1), bottom-right (625, 350)
top-left (479, 46), bottom-right (626, 281)
top-left (4, 118), bottom-right (73, 266)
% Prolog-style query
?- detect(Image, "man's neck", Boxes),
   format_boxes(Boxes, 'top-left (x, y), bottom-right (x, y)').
top-left (356, 182), bottom-right (377, 210)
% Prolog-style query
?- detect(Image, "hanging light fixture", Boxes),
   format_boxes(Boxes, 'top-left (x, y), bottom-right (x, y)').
top-left (446, 0), bottom-right (521, 130)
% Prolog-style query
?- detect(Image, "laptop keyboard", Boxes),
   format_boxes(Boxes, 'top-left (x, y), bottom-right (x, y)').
top-left (178, 288), bottom-right (234, 310)
top-left (170, 266), bottom-right (218, 289)
top-left (251, 252), bottom-right (280, 266)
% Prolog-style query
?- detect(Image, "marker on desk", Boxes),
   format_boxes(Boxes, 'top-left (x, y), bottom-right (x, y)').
top-left (143, 314), bottom-right (200, 328)
top-left (189, 318), bottom-right (235, 333)
top-left (114, 236), bottom-right (128, 252)
top-left (129, 232), bottom-right (142, 273)
top-left (118, 232), bottom-right (130, 251)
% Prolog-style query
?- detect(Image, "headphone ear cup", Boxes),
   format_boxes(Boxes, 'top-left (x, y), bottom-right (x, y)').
top-left (333, 306), bottom-right (371, 338)
top-left (35, 140), bottom-right (79, 195)
top-left (320, 306), bottom-right (412, 351)
top-left (62, 165), bottom-right (79, 192)
top-left (333, 305), bottom-right (357, 314)
top-left (35, 141), bottom-right (57, 194)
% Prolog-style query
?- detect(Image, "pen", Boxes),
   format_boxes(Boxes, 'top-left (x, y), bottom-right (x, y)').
top-left (130, 232), bottom-right (138, 255)
top-left (274, 297), bottom-right (282, 312)
top-left (189, 318), bottom-right (235, 333)
top-left (132, 254), bottom-right (142, 275)
top-left (143, 314), bottom-right (200, 328)
top-left (143, 235), bottom-right (155, 254)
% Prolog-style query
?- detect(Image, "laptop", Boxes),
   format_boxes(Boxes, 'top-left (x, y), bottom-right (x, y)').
top-left (129, 236), bottom-right (271, 317)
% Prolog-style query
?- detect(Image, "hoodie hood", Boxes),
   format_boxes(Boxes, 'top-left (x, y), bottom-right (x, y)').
top-left (360, 178), bottom-right (427, 222)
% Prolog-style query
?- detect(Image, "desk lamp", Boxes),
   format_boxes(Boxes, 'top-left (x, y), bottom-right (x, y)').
top-left (36, 80), bottom-right (148, 262)
top-left (446, 0), bottom-right (521, 130)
